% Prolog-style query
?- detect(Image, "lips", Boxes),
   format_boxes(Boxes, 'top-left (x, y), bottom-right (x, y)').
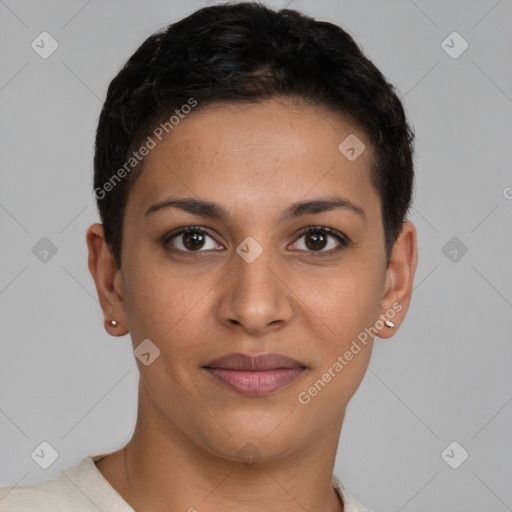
top-left (202, 353), bottom-right (307, 396)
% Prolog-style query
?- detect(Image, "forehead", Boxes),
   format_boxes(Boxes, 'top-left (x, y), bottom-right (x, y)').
top-left (126, 98), bottom-right (379, 222)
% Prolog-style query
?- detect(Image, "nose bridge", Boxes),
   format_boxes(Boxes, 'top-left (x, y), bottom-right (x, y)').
top-left (233, 235), bottom-right (280, 299)
top-left (218, 235), bottom-right (293, 331)
top-left (235, 239), bottom-right (276, 290)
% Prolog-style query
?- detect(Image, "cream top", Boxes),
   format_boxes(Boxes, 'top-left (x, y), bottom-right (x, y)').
top-left (0, 453), bottom-right (374, 511)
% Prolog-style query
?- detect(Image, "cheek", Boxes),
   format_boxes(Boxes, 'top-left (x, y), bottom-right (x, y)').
top-left (295, 274), bottom-right (381, 411)
top-left (121, 247), bottom-right (210, 341)
top-left (306, 262), bottom-right (383, 336)
top-left (296, 350), bottom-right (371, 419)
top-left (300, 264), bottom-right (383, 390)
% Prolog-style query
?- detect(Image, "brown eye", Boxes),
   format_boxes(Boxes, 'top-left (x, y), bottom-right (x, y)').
top-left (164, 227), bottom-right (222, 253)
top-left (292, 227), bottom-right (349, 253)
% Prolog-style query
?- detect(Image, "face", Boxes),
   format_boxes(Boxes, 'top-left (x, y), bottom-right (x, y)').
top-left (93, 98), bottom-right (414, 463)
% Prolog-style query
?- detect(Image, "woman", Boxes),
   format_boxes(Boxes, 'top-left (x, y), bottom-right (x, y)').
top-left (0, 3), bottom-right (417, 510)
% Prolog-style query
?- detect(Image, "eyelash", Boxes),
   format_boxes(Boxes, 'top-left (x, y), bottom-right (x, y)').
top-left (162, 225), bottom-right (350, 256)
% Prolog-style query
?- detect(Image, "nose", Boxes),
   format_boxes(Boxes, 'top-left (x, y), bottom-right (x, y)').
top-left (216, 241), bottom-right (294, 336)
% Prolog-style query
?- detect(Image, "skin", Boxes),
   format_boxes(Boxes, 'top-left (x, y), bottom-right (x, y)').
top-left (86, 98), bottom-right (417, 512)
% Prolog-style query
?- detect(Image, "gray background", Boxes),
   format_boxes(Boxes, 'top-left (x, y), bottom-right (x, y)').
top-left (0, 1), bottom-right (511, 511)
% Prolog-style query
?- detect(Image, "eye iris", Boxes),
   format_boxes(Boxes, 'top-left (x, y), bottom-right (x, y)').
top-left (183, 231), bottom-right (205, 250)
top-left (305, 231), bottom-right (327, 251)
top-left (175, 229), bottom-right (336, 252)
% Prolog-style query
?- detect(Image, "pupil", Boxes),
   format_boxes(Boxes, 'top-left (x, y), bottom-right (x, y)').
top-left (184, 232), bottom-right (204, 250)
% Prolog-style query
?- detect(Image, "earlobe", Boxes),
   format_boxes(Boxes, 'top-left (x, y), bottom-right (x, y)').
top-left (103, 318), bottom-right (128, 337)
top-left (86, 223), bottom-right (129, 337)
top-left (377, 221), bottom-right (418, 340)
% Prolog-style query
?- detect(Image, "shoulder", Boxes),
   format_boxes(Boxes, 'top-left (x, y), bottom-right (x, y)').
top-left (0, 453), bottom-right (131, 512)
top-left (0, 472), bottom-right (83, 511)
top-left (333, 474), bottom-right (375, 512)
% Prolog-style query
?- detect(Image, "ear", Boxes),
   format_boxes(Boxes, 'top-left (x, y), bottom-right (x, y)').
top-left (377, 220), bottom-right (418, 339)
top-left (86, 223), bottom-right (129, 337)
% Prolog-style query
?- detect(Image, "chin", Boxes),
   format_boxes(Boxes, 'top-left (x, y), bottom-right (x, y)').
top-left (195, 414), bottom-right (302, 463)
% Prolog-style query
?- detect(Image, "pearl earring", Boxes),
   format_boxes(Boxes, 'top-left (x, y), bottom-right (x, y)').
top-left (110, 320), bottom-right (118, 327)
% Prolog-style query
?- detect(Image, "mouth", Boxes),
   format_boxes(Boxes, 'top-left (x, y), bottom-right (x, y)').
top-left (202, 352), bottom-right (307, 396)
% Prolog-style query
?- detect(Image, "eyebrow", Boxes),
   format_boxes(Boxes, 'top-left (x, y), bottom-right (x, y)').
top-left (145, 196), bottom-right (367, 223)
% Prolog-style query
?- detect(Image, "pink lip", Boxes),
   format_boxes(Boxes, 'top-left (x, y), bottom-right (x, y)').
top-left (203, 353), bottom-right (306, 396)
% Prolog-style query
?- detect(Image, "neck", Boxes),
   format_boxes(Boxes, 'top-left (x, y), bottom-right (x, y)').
top-left (96, 379), bottom-right (345, 512)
